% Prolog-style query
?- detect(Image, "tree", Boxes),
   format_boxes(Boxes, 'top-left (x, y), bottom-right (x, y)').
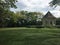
top-left (0, 10), bottom-right (15, 27)
top-left (0, 0), bottom-right (17, 10)
top-left (50, 0), bottom-right (60, 7)
top-left (15, 11), bottom-right (43, 26)
top-left (26, 12), bottom-right (43, 25)
top-left (0, 0), bottom-right (17, 27)
top-left (15, 11), bottom-right (27, 27)
top-left (20, 11), bottom-right (28, 15)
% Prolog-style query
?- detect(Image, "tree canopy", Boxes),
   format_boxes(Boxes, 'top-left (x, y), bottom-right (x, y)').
top-left (50, 0), bottom-right (60, 7)
top-left (0, 0), bottom-right (17, 10)
top-left (0, 0), bottom-right (17, 27)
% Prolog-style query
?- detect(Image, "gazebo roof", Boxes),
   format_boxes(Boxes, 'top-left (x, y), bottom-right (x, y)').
top-left (43, 11), bottom-right (56, 19)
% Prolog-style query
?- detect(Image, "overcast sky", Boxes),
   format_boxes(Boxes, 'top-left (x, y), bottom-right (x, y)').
top-left (10, 0), bottom-right (60, 18)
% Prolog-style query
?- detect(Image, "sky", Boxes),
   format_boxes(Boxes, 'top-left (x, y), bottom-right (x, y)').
top-left (10, 0), bottom-right (60, 18)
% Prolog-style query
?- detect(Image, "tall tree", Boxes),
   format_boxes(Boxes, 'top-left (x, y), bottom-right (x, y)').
top-left (0, 0), bottom-right (17, 27)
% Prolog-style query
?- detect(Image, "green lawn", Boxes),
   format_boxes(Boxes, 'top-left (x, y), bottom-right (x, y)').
top-left (0, 28), bottom-right (60, 45)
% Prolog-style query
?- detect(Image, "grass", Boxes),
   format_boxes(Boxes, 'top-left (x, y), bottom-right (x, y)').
top-left (0, 28), bottom-right (60, 45)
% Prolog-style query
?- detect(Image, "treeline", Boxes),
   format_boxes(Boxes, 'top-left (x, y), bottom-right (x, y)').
top-left (0, 10), bottom-right (60, 28)
top-left (0, 9), bottom-right (60, 28)
top-left (0, 10), bottom-right (43, 27)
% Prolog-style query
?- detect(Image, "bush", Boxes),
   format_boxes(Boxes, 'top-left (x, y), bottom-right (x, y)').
top-left (26, 25), bottom-right (43, 28)
top-left (56, 25), bottom-right (60, 28)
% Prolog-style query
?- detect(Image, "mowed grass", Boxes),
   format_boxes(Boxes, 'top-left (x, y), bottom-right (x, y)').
top-left (0, 28), bottom-right (60, 45)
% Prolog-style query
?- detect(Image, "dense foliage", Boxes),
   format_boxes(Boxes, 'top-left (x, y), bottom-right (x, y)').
top-left (9, 11), bottom-right (43, 27)
top-left (0, 0), bottom-right (17, 27)
top-left (50, 0), bottom-right (60, 7)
